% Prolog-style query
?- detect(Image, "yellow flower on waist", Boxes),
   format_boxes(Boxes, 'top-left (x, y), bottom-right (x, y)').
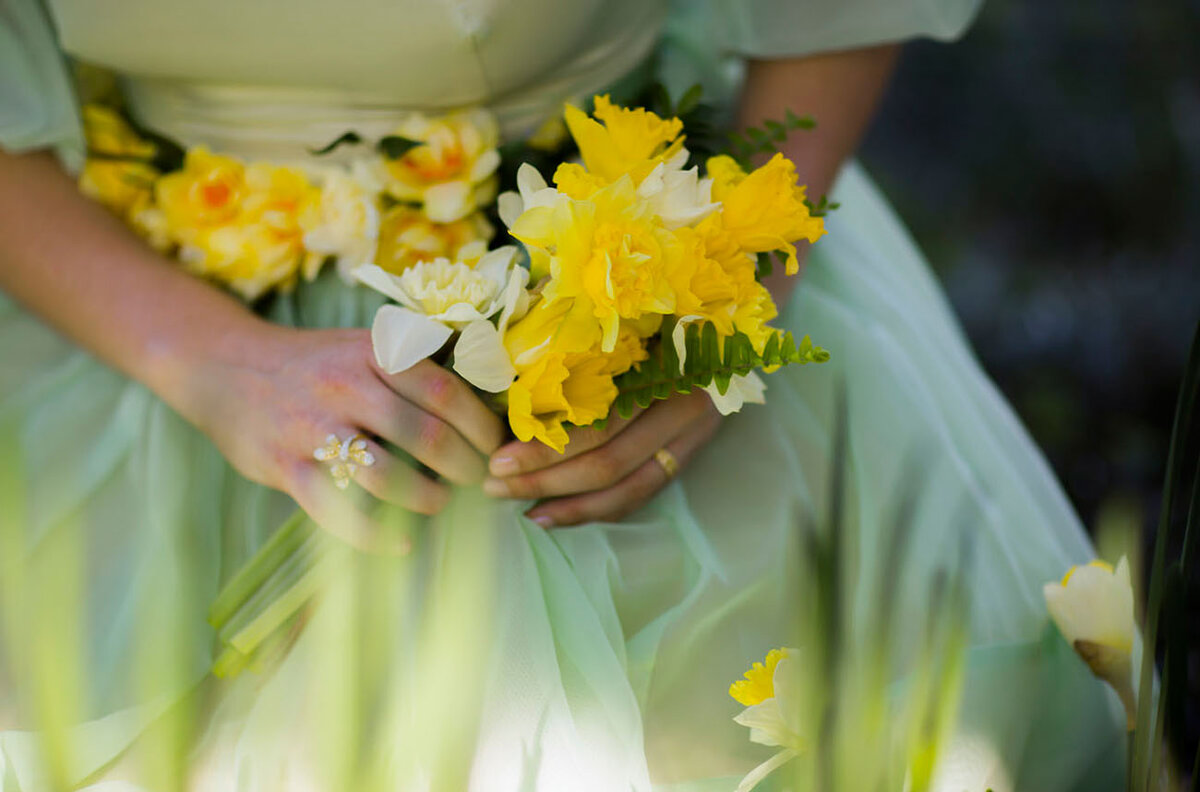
top-left (382, 109), bottom-right (501, 223)
top-left (155, 148), bottom-right (320, 299)
top-left (705, 153), bottom-right (825, 276)
top-left (372, 205), bottom-right (493, 275)
top-left (564, 95), bottom-right (687, 186)
top-left (79, 104), bottom-right (159, 219)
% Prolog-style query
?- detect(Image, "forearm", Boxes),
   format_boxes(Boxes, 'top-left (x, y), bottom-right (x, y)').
top-left (0, 149), bottom-right (272, 418)
top-left (736, 44), bottom-right (900, 305)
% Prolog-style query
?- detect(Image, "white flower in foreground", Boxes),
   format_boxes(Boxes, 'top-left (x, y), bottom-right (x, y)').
top-left (497, 162), bottom-right (566, 228)
top-left (703, 372), bottom-right (767, 416)
top-left (729, 648), bottom-right (804, 792)
top-left (301, 163), bottom-right (381, 281)
top-left (1043, 556), bottom-right (1139, 728)
top-left (355, 246), bottom-right (529, 391)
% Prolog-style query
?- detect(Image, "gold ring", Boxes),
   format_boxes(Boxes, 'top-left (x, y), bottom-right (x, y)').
top-left (653, 447), bottom-right (679, 480)
top-left (313, 433), bottom-right (376, 490)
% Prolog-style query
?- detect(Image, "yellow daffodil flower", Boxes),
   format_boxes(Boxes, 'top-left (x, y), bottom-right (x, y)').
top-left (381, 109), bottom-right (501, 223)
top-left (1043, 556), bottom-right (1140, 729)
top-left (372, 205), bottom-right (492, 275)
top-left (705, 153), bottom-right (825, 275)
top-left (155, 148), bottom-right (320, 299)
top-left (79, 104), bottom-right (159, 218)
top-left (563, 95), bottom-right (687, 186)
top-left (509, 175), bottom-right (679, 353)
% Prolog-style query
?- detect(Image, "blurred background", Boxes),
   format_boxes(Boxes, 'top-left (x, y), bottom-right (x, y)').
top-left (862, 0), bottom-right (1198, 532)
top-left (859, 0), bottom-right (1199, 771)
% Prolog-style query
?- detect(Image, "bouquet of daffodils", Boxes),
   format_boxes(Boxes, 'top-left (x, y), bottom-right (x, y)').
top-left (353, 95), bottom-right (829, 451)
top-left (80, 91), bottom-right (832, 673)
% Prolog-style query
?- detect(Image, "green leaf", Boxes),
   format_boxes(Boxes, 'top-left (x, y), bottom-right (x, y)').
top-left (599, 323), bottom-right (829, 421)
top-left (377, 135), bottom-right (422, 160)
top-left (676, 84), bottom-right (704, 117)
top-left (309, 130), bottom-right (363, 156)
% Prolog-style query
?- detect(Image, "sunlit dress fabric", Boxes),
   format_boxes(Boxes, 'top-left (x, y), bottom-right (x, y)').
top-left (0, 0), bottom-right (1125, 789)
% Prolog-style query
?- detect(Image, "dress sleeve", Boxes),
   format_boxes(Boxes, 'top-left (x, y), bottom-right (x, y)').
top-left (0, 0), bottom-right (83, 169)
top-left (712, 0), bottom-right (984, 58)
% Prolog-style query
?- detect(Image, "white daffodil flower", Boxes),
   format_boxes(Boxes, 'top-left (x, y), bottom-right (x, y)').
top-left (1043, 556), bottom-right (1140, 728)
top-left (301, 163), bottom-right (382, 282)
top-left (704, 372), bottom-right (767, 416)
top-left (356, 246), bottom-right (529, 391)
top-left (497, 163), bottom-right (566, 228)
top-left (635, 162), bottom-right (719, 230)
top-left (731, 649), bottom-right (805, 792)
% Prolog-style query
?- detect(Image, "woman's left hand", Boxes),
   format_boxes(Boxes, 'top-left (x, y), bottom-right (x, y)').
top-left (482, 391), bottom-right (722, 527)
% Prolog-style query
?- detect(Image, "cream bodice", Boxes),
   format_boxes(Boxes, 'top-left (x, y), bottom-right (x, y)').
top-left (44, 0), bottom-right (666, 157)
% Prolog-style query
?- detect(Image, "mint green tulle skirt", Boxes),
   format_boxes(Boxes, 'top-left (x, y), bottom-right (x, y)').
top-left (0, 164), bottom-right (1125, 791)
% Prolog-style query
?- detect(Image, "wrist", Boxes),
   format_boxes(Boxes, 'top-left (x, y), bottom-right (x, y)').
top-left (138, 301), bottom-right (289, 429)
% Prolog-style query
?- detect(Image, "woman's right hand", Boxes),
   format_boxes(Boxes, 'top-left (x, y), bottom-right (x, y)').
top-left (168, 321), bottom-right (504, 552)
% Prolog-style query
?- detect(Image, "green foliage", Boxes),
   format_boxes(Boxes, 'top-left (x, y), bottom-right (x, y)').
top-left (804, 195), bottom-right (841, 218)
top-left (376, 135), bottom-right (422, 160)
top-left (1131, 318), bottom-right (1199, 791)
top-left (728, 109), bottom-right (815, 168)
top-left (309, 130), bottom-right (364, 156)
top-left (600, 322), bottom-right (828, 424)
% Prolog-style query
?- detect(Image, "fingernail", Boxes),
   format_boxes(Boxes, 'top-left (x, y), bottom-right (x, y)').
top-left (530, 515), bottom-right (555, 529)
top-left (489, 455), bottom-right (519, 477)
top-left (482, 477), bottom-right (509, 498)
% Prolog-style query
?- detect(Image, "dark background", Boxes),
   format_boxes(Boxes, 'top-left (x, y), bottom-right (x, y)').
top-left (862, 0), bottom-right (1198, 534)
top-left (859, 0), bottom-right (1199, 772)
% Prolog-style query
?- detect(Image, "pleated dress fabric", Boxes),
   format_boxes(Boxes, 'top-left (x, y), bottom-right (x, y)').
top-left (0, 0), bottom-right (1125, 789)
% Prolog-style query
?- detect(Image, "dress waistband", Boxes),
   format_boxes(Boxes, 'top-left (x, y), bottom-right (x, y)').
top-left (118, 20), bottom-right (661, 163)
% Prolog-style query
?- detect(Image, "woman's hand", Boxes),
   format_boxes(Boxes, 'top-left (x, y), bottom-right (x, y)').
top-left (172, 323), bottom-right (504, 551)
top-left (482, 391), bottom-right (722, 527)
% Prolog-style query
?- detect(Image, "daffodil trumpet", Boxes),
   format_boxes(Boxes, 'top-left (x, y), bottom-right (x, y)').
top-left (1044, 556), bottom-right (1141, 730)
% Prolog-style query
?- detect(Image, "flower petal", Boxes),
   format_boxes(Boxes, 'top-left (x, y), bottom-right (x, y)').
top-left (422, 181), bottom-right (472, 223)
top-left (370, 305), bottom-right (453, 374)
top-left (703, 371), bottom-right (767, 415)
top-left (452, 320), bottom-right (516, 393)
top-left (353, 263), bottom-right (409, 304)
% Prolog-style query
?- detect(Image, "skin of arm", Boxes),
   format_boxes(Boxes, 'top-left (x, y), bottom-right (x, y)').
top-left (485, 44), bottom-right (901, 527)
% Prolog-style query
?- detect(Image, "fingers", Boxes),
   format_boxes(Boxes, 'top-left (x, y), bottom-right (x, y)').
top-left (522, 432), bottom-right (699, 529)
top-left (353, 380), bottom-right (488, 486)
top-left (487, 409), bottom-right (643, 477)
top-left (374, 358), bottom-right (505, 456)
top-left (483, 394), bottom-right (711, 500)
top-left (289, 463), bottom-right (410, 555)
top-left (352, 438), bottom-right (450, 516)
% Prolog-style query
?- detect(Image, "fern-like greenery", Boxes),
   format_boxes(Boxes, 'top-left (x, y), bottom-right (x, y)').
top-left (601, 321), bottom-right (829, 424)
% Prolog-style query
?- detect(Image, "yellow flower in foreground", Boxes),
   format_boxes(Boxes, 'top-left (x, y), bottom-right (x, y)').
top-left (729, 648), bottom-right (805, 792)
top-left (564, 94), bottom-right (687, 186)
top-left (705, 153), bottom-right (825, 275)
top-left (79, 104), bottom-right (159, 218)
top-left (730, 648), bottom-right (788, 706)
top-left (510, 175), bottom-right (678, 353)
top-left (382, 109), bottom-right (501, 223)
top-left (503, 300), bottom-right (647, 452)
top-left (156, 148), bottom-right (320, 299)
top-left (373, 206), bottom-right (492, 275)
top-left (1043, 556), bottom-right (1139, 729)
